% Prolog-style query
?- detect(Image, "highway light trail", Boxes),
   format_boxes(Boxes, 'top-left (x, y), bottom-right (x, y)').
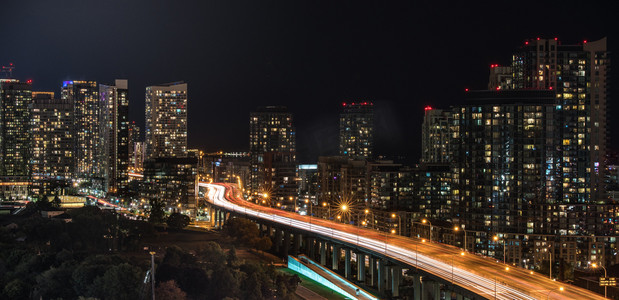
top-left (202, 182), bottom-right (604, 300)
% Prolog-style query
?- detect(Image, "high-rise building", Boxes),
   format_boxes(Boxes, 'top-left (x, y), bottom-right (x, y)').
top-left (142, 157), bottom-right (197, 210)
top-left (61, 80), bottom-right (100, 181)
top-left (0, 79), bottom-right (32, 200)
top-left (145, 82), bottom-right (187, 159)
top-left (451, 90), bottom-right (556, 236)
top-left (512, 38), bottom-right (609, 207)
top-left (421, 107), bottom-right (452, 163)
top-left (317, 156), bottom-right (367, 206)
top-left (488, 65), bottom-right (512, 90)
top-left (99, 79), bottom-right (129, 194)
top-left (413, 163), bottom-right (452, 221)
top-left (31, 92), bottom-right (74, 195)
top-left (339, 102), bottom-right (374, 159)
top-left (298, 164), bottom-right (318, 208)
top-left (249, 106), bottom-right (296, 207)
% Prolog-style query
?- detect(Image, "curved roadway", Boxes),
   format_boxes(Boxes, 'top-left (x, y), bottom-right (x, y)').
top-left (202, 182), bottom-right (605, 300)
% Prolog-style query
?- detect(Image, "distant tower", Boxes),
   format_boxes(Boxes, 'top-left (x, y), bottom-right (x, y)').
top-left (513, 37), bottom-right (609, 207)
top-left (0, 79), bottom-right (32, 178)
top-left (128, 122), bottom-right (142, 169)
top-left (61, 80), bottom-right (100, 180)
top-left (145, 82), bottom-right (187, 159)
top-left (249, 106), bottom-right (296, 208)
top-left (421, 106), bottom-right (452, 163)
top-left (100, 79), bottom-right (129, 193)
top-left (31, 92), bottom-right (74, 181)
top-left (339, 102), bottom-right (374, 160)
top-left (488, 65), bottom-right (512, 90)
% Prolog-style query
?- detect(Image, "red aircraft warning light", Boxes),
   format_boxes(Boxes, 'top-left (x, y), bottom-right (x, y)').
top-left (424, 106), bottom-right (433, 111)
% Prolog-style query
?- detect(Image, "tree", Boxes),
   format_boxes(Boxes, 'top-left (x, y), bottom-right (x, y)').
top-left (156, 280), bottom-right (187, 300)
top-left (3, 279), bottom-right (30, 299)
top-left (149, 198), bottom-right (166, 224)
top-left (252, 236), bottom-right (272, 253)
top-left (52, 195), bottom-right (62, 208)
top-left (224, 218), bottom-right (260, 246)
top-left (36, 196), bottom-right (52, 211)
top-left (227, 246), bottom-right (238, 267)
top-left (167, 213), bottom-right (190, 229)
top-left (92, 263), bottom-right (142, 300)
top-left (210, 267), bottom-right (239, 300)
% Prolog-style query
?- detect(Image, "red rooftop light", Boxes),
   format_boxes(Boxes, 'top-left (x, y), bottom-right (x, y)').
top-left (342, 102), bottom-right (346, 107)
top-left (583, 40), bottom-right (587, 44)
top-left (549, 86), bottom-right (553, 90)
top-left (525, 41), bottom-right (529, 45)
top-left (424, 106), bottom-right (433, 111)
top-left (554, 37), bottom-right (558, 41)
top-left (26, 79), bottom-right (32, 84)
top-left (465, 88), bottom-right (469, 92)
top-left (537, 37), bottom-right (540, 40)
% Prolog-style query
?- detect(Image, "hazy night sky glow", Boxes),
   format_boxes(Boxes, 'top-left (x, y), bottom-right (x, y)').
top-left (1, 0), bottom-right (617, 163)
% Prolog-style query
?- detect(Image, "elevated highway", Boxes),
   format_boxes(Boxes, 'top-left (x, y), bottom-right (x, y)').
top-left (202, 182), bottom-right (605, 300)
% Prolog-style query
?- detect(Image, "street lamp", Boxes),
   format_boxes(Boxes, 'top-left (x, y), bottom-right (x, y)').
top-left (592, 263), bottom-right (608, 298)
top-left (546, 286), bottom-right (564, 299)
top-left (391, 213), bottom-right (401, 235)
top-left (452, 251), bottom-right (465, 287)
top-left (454, 225), bottom-right (468, 252)
top-left (422, 219), bottom-right (433, 241)
top-left (149, 251), bottom-right (156, 300)
top-left (364, 208), bottom-right (374, 229)
top-left (322, 202), bottom-right (330, 219)
top-left (340, 204), bottom-right (348, 223)
top-left (493, 235), bottom-right (506, 264)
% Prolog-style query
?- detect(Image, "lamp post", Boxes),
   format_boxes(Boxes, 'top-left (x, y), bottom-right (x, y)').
top-left (149, 251), bottom-right (156, 300)
top-left (545, 244), bottom-right (554, 280)
top-left (546, 286), bottom-right (564, 299)
top-left (592, 263), bottom-right (607, 298)
top-left (364, 208), bottom-right (374, 229)
top-left (391, 213), bottom-right (401, 235)
top-left (493, 235), bottom-right (506, 264)
top-left (452, 251), bottom-right (465, 287)
top-left (322, 202), bottom-right (330, 220)
top-left (422, 219), bottom-right (433, 241)
top-left (454, 226), bottom-right (468, 252)
top-left (340, 204), bottom-right (348, 223)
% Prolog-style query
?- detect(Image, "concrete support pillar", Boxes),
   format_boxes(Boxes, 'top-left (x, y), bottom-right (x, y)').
top-left (344, 249), bottom-right (351, 279)
top-left (369, 256), bottom-right (377, 287)
top-left (307, 237), bottom-right (315, 258)
top-left (357, 253), bottom-right (366, 282)
top-left (274, 229), bottom-right (282, 252)
top-left (391, 265), bottom-right (401, 297)
top-left (413, 274), bottom-right (421, 300)
top-left (377, 259), bottom-right (386, 292)
top-left (445, 290), bottom-right (452, 300)
top-left (282, 231), bottom-right (291, 257)
top-left (320, 241), bottom-right (327, 265)
top-left (331, 245), bottom-right (340, 270)
top-left (385, 264), bottom-right (391, 291)
top-left (292, 233), bottom-right (301, 256)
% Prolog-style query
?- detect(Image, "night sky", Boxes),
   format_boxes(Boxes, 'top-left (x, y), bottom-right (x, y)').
top-left (1, 1), bottom-right (617, 163)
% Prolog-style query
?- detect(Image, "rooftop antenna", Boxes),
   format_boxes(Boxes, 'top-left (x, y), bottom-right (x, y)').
top-left (1, 63), bottom-right (15, 78)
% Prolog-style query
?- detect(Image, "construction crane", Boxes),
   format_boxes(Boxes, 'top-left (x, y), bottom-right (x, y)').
top-left (1, 63), bottom-right (15, 78)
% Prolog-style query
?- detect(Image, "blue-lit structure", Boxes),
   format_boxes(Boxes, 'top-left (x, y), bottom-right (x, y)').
top-left (288, 255), bottom-right (378, 300)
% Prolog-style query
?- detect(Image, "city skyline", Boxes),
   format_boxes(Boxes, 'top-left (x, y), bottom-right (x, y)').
top-left (1, 0), bottom-right (617, 163)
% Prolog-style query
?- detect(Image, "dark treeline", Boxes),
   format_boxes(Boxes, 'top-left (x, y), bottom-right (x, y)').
top-left (0, 205), bottom-right (299, 300)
